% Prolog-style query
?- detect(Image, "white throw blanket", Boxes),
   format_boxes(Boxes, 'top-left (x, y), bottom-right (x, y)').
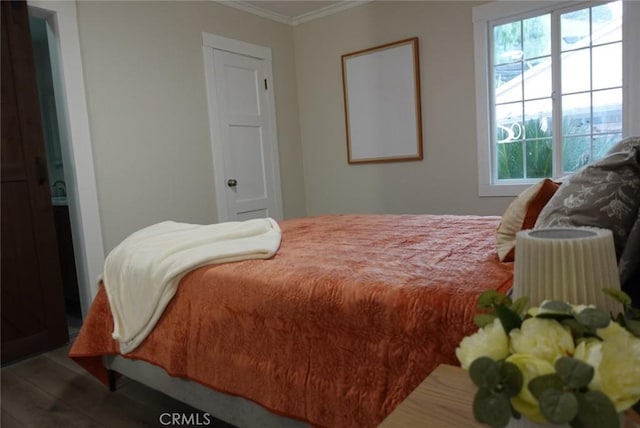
top-left (103, 218), bottom-right (281, 354)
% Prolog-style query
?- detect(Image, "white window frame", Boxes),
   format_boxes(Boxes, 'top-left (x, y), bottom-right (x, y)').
top-left (474, 0), bottom-right (640, 197)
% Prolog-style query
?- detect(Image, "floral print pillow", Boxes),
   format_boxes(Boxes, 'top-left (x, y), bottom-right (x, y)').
top-left (606, 136), bottom-right (640, 155)
top-left (535, 146), bottom-right (640, 262)
top-left (620, 209), bottom-right (640, 292)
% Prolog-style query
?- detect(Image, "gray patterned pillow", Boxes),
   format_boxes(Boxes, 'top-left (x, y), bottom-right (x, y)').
top-left (534, 146), bottom-right (640, 259)
top-left (606, 137), bottom-right (640, 292)
top-left (606, 136), bottom-right (640, 155)
top-left (620, 208), bottom-right (640, 284)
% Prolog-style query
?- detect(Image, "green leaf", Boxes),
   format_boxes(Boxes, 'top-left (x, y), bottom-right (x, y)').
top-left (495, 303), bottom-right (522, 334)
top-left (502, 295), bottom-right (513, 308)
top-left (536, 300), bottom-right (574, 322)
top-left (477, 290), bottom-right (506, 310)
top-left (575, 308), bottom-right (611, 329)
top-left (626, 319), bottom-right (640, 338)
top-left (499, 362), bottom-right (523, 397)
top-left (555, 357), bottom-right (594, 389)
top-left (473, 387), bottom-right (512, 428)
top-left (470, 357), bottom-right (500, 388)
top-left (540, 300), bottom-right (573, 314)
top-left (625, 319), bottom-right (640, 337)
top-left (510, 297), bottom-right (529, 316)
top-left (538, 389), bottom-right (579, 424)
top-left (474, 313), bottom-right (497, 328)
top-left (528, 374), bottom-right (565, 399)
top-left (562, 318), bottom-right (593, 340)
top-left (571, 390), bottom-right (620, 428)
top-left (602, 288), bottom-right (632, 307)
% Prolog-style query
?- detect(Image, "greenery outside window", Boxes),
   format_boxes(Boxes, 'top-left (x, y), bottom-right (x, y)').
top-left (473, 1), bottom-right (640, 196)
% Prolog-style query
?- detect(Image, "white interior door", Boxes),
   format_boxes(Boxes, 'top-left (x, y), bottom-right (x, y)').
top-left (203, 34), bottom-right (283, 222)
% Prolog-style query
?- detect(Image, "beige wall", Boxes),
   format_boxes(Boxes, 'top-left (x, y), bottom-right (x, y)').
top-left (76, 1), bottom-right (306, 251)
top-left (77, 0), bottom-right (513, 251)
top-left (294, 1), bottom-right (511, 216)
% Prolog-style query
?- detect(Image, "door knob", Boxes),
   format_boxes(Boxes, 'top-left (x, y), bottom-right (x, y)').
top-left (227, 179), bottom-right (238, 188)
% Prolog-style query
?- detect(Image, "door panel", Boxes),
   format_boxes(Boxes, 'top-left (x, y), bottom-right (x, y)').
top-left (209, 47), bottom-right (282, 222)
top-left (1, 0), bottom-right (69, 364)
top-left (226, 65), bottom-right (261, 117)
top-left (1, 182), bottom-right (46, 342)
top-left (228, 126), bottom-right (267, 201)
top-left (236, 209), bottom-right (268, 221)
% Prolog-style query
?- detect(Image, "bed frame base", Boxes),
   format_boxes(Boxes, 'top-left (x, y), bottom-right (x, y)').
top-left (103, 355), bottom-right (309, 428)
top-left (107, 368), bottom-right (117, 392)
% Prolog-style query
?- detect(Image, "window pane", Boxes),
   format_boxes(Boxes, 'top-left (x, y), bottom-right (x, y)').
top-left (524, 99), bottom-right (552, 132)
top-left (592, 1), bottom-right (622, 45)
top-left (562, 49), bottom-right (590, 94)
top-left (523, 15), bottom-right (550, 59)
top-left (593, 133), bottom-right (621, 161)
top-left (481, 0), bottom-right (626, 188)
top-left (593, 88), bottom-right (622, 134)
top-left (526, 138), bottom-right (552, 178)
top-left (523, 99), bottom-right (552, 179)
top-left (495, 63), bottom-right (523, 103)
top-left (524, 58), bottom-right (551, 100)
top-left (593, 43), bottom-right (621, 89)
top-left (561, 8), bottom-right (590, 50)
top-left (494, 22), bottom-right (521, 65)
top-left (563, 136), bottom-right (591, 173)
top-left (563, 93), bottom-right (591, 135)
top-left (497, 141), bottom-right (524, 179)
top-left (496, 102), bottom-right (523, 143)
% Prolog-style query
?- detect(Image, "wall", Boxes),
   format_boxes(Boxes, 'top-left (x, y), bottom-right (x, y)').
top-left (294, 1), bottom-right (511, 216)
top-left (76, 1), bottom-right (306, 251)
top-left (76, 0), bottom-right (514, 253)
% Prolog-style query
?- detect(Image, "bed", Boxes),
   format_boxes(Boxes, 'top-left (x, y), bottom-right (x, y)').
top-left (69, 214), bottom-right (514, 428)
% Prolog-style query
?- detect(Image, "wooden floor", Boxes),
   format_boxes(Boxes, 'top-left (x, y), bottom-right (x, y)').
top-left (1, 342), bottom-right (236, 428)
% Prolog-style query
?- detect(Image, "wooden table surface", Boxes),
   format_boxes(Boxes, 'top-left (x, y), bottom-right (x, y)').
top-left (379, 364), bottom-right (640, 428)
top-left (379, 364), bottom-right (483, 428)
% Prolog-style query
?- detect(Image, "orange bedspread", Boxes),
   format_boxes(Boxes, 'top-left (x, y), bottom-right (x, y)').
top-left (70, 214), bottom-right (513, 428)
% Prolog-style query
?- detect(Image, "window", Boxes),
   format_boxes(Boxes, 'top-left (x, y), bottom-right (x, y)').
top-left (473, 1), bottom-right (640, 196)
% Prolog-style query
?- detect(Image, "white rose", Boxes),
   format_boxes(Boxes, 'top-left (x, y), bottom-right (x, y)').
top-left (456, 318), bottom-right (509, 369)
top-left (598, 321), bottom-right (632, 342)
top-left (509, 317), bottom-right (574, 363)
top-left (575, 322), bottom-right (640, 412)
top-left (506, 353), bottom-right (556, 423)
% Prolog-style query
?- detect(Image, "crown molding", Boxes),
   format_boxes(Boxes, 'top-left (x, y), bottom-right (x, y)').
top-left (218, 1), bottom-right (291, 25)
top-left (291, 1), bottom-right (371, 26)
top-left (216, 1), bottom-right (371, 26)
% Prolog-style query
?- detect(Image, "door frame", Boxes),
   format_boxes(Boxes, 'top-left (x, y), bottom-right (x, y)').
top-left (28, 1), bottom-right (104, 317)
top-left (202, 33), bottom-right (283, 222)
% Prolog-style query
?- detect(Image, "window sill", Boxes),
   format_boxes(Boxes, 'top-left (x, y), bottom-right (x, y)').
top-left (479, 182), bottom-right (531, 197)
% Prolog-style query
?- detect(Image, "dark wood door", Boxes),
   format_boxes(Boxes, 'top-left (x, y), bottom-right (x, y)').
top-left (1, 0), bottom-right (68, 364)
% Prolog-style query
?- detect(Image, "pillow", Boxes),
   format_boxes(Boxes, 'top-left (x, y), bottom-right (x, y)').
top-left (535, 146), bottom-right (640, 259)
top-left (496, 178), bottom-right (560, 262)
top-left (605, 136), bottom-right (640, 155)
top-left (619, 208), bottom-right (640, 291)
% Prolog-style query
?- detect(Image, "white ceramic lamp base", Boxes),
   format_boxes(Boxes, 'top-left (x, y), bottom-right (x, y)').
top-left (512, 228), bottom-right (623, 314)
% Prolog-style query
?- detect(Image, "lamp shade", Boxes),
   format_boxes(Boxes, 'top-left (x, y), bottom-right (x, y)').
top-left (512, 227), bottom-right (623, 314)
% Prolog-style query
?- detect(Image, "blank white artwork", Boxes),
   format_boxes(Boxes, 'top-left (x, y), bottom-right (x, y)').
top-left (342, 38), bottom-right (422, 163)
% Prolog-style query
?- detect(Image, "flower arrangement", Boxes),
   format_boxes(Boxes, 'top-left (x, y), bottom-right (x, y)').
top-left (456, 289), bottom-right (640, 428)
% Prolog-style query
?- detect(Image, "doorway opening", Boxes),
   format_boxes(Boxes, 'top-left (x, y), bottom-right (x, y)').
top-left (28, 13), bottom-right (82, 339)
